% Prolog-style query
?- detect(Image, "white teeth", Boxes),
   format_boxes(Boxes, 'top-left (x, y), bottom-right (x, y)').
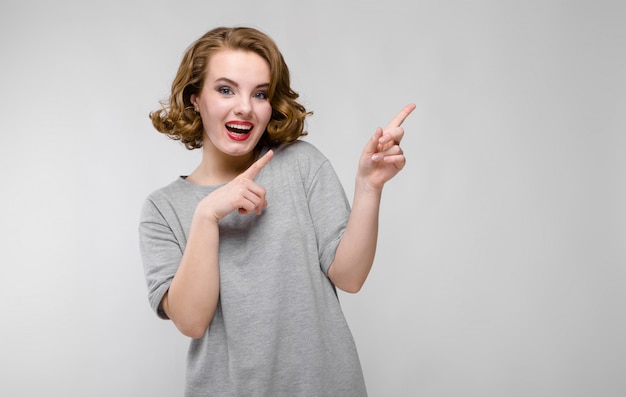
top-left (226, 123), bottom-right (252, 131)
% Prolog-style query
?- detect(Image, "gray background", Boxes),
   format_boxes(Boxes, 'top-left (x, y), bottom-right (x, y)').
top-left (1, 1), bottom-right (625, 396)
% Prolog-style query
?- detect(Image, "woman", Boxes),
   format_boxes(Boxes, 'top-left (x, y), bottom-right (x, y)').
top-left (140, 26), bottom-right (414, 396)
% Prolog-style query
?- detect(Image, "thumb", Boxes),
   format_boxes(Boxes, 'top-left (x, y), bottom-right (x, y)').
top-left (364, 127), bottom-right (384, 158)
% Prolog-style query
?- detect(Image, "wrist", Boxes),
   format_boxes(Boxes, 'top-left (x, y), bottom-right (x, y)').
top-left (355, 176), bottom-right (384, 197)
top-left (194, 201), bottom-right (222, 224)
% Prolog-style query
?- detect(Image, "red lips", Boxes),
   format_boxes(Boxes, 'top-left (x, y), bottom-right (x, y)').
top-left (225, 121), bottom-right (253, 141)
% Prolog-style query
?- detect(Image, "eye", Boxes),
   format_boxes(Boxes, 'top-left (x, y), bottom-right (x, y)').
top-left (217, 86), bottom-right (233, 95)
top-left (253, 91), bottom-right (268, 100)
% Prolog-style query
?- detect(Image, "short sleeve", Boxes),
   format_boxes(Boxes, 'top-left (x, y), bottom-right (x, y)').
top-left (305, 159), bottom-right (351, 275)
top-left (138, 198), bottom-right (184, 319)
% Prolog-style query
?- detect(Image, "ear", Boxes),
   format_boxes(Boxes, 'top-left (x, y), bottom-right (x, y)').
top-left (190, 94), bottom-right (198, 107)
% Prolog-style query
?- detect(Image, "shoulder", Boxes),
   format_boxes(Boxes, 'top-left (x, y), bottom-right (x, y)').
top-left (262, 140), bottom-right (342, 190)
top-left (140, 178), bottom-right (201, 221)
top-left (143, 178), bottom-right (186, 205)
top-left (272, 140), bottom-right (329, 168)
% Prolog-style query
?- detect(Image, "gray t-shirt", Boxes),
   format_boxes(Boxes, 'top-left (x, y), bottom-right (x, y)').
top-left (139, 140), bottom-right (367, 396)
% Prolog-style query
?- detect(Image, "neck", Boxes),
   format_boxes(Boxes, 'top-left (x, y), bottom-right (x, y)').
top-left (187, 145), bottom-right (258, 186)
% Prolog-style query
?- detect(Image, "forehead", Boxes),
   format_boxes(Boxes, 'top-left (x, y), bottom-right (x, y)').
top-left (205, 49), bottom-right (270, 80)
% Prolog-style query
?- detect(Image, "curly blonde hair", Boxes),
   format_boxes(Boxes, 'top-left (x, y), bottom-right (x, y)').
top-left (150, 27), bottom-right (311, 150)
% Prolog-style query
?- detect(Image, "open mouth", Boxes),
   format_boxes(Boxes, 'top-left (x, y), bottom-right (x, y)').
top-left (226, 122), bottom-right (253, 141)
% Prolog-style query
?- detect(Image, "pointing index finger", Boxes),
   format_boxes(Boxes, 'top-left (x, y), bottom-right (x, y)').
top-left (241, 149), bottom-right (274, 180)
top-left (385, 103), bottom-right (416, 130)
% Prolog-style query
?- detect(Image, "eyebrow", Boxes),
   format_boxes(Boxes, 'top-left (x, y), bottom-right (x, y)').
top-left (214, 77), bottom-right (270, 89)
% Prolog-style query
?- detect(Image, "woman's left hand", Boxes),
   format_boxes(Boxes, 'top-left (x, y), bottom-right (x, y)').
top-left (357, 103), bottom-right (416, 191)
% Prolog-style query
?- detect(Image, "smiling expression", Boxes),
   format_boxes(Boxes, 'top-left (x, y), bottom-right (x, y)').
top-left (191, 49), bottom-right (272, 159)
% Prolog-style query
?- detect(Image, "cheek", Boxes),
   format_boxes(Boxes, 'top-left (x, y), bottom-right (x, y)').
top-left (203, 101), bottom-right (228, 124)
top-left (259, 103), bottom-right (273, 125)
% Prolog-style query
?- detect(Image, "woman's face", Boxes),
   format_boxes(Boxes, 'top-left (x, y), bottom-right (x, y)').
top-left (192, 49), bottom-right (272, 158)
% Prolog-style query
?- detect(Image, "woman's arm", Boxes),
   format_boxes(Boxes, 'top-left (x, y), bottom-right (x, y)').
top-left (163, 150), bottom-right (274, 338)
top-left (162, 211), bottom-right (221, 339)
top-left (328, 104), bottom-right (415, 293)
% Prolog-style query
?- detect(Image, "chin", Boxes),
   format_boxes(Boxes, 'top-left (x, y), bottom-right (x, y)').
top-left (224, 143), bottom-right (258, 157)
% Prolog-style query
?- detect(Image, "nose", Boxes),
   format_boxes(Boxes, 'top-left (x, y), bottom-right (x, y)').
top-left (234, 95), bottom-right (253, 118)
